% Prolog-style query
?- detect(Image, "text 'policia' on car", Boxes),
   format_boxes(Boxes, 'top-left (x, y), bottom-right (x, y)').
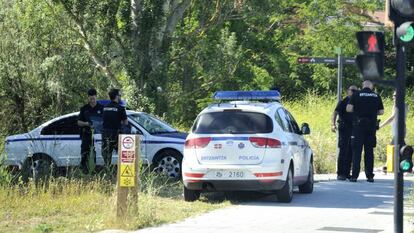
top-left (182, 90), bottom-right (314, 203)
top-left (4, 100), bottom-right (187, 180)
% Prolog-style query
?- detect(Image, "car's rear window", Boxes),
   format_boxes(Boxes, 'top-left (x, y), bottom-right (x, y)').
top-left (192, 111), bottom-right (273, 134)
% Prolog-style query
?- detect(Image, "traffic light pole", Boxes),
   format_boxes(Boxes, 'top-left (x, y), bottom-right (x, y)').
top-left (394, 42), bottom-right (406, 233)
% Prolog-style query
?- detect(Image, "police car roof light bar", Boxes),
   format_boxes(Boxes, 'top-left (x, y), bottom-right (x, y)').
top-left (213, 90), bottom-right (281, 101)
top-left (97, 100), bottom-right (127, 107)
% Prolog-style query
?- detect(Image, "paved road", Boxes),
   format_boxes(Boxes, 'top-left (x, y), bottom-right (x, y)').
top-left (134, 173), bottom-right (414, 233)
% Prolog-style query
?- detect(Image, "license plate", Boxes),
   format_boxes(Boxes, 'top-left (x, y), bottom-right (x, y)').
top-left (214, 170), bottom-right (245, 179)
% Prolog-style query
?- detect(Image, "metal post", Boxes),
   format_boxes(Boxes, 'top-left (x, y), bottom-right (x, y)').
top-left (394, 42), bottom-right (405, 233)
top-left (337, 53), bottom-right (343, 102)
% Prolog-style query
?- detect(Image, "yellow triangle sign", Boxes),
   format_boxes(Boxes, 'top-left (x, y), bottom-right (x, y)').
top-left (121, 165), bottom-right (134, 177)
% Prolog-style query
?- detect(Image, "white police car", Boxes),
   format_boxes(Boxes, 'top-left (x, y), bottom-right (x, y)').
top-left (182, 91), bottom-right (314, 202)
top-left (4, 107), bottom-right (186, 179)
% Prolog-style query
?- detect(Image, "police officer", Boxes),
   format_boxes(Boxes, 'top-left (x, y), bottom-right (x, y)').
top-left (331, 85), bottom-right (358, 180)
top-left (102, 88), bottom-right (128, 169)
top-left (77, 88), bottom-right (103, 174)
top-left (346, 80), bottom-right (384, 182)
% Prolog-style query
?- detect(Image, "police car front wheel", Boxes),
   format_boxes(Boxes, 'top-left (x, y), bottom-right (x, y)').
top-left (299, 161), bottom-right (314, 194)
top-left (153, 150), bottom-right (182, 179)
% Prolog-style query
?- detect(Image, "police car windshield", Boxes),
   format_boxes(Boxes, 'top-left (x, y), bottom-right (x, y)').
top-left (129, 113), bottom-right (177, 134)
top-left (192, 111), bottom-right (273, 134)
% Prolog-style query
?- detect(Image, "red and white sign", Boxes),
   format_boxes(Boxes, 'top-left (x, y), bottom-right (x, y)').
top-left (121, 151), bottom-right (135, 163)
top-left (122, 136), bottom-right (135, 151)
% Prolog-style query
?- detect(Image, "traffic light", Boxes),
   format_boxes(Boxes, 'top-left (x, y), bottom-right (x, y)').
top-left (389, 0), bottom-right (414, 44)
top-left (355, 31), bottom-right (385, 80)
top-left (400, 145), bottom-right (413, 172)
top-left (396, 22), bottom-right (414, 43)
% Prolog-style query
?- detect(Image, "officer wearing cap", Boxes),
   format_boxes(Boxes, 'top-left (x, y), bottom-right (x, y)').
top-left (77, 88), bottom-right (103, 174)
top-left (331, 85), bottom-right (358, 180)
top-left (102, 88), bottom-right (128, 169)
top-left (346, 80), bottom-right (384, 182)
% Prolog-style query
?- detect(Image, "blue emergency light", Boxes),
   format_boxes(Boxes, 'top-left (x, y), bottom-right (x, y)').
top-left (97, 100), bottom-right (127, 107)
top-left (213, 90), bottom-right (281, 101)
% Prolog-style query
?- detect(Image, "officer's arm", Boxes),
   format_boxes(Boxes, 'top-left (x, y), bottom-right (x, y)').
top-left (346, 104), bottom-right (354, 113)
top-left (331, 111), bottom-right (338, 132)
top-left (77, 120), bottom-right (90, 127)
top-left (380, 114), bottom-right (394, 128)
top-left (331, 111), bottom-right (338, 125)
top-left (377, 109), bottom-right (384, 115)
top-left (120, 107), bottom-right (128, 126)
top-left (77, 109), bottom-right (90, 127)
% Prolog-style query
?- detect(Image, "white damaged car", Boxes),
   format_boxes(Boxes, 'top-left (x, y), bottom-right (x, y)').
top-left (182, 91), bottom-right (314, 202)
top-left (4, 110), bottom-right (186, 179)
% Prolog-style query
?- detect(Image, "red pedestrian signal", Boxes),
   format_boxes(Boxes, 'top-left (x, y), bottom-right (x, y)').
top-left (355, 31), bottom-right (384, 80)
top-left (356, 31), bottom-right (384, 54)
top-left (367, 34), bottom-right (379, 52)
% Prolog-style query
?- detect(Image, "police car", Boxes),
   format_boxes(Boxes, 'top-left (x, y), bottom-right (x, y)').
top-left (182, 91), bottom-right (314, 202)
top-left (4, 108), bottom-right (186, 179)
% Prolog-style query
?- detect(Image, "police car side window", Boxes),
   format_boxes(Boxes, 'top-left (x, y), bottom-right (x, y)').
top-left (129, 123), bottom-right (143, 135)
top-left (274, 111), bottom-right (285, 131)
top-left (276, 108), bottom-right (292, 132)
top-left (41, 116), bottom-right (80, 135)
top-left (285, 110), bottom-right (301, 135)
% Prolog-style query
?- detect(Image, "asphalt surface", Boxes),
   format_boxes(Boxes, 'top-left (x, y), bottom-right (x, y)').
top-left (131, 173), bottom-right (414, 233)
top-left (102, 173), bottom-right (414, 233)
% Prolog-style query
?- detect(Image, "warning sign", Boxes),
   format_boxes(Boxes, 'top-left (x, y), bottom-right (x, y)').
top-left (120, 164), bottom-right (135, 187)
top-left (121, 164), bottom-right (134, 177)
top-left (121, 136), bottom-right (135, 151)
top-left (120, 176), bottom-right (134, 187)
top-left (121, 151), bottom-right (135, 163)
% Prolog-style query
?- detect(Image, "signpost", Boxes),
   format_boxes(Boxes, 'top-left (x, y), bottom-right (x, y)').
top-left (297, 55), bottom-right (356, 102)
top-left (117, 134), bottom-right (139, 218)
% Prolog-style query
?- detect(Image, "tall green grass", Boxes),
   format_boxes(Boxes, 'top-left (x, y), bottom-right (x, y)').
top-left (0, 167), bottom-right (228, 232)
top-left (284, 92), bottom-right (413, 174)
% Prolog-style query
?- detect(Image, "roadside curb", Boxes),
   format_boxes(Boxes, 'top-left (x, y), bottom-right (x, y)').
top-left (314, 174), bottom-right (337, 183)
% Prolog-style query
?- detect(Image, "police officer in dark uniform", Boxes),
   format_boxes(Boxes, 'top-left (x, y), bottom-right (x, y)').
top-left (102, 88), bottom-right (128, 169)
top-left (346, 80), bottom-right (384, 182)
top-left (77, 88), bottom-right (103, 174)
top-left (331, 85), bottom-right (358, 180)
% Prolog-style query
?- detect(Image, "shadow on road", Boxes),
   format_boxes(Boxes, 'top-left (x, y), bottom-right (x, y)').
top-left (199, 178), bottom-right (413, 209)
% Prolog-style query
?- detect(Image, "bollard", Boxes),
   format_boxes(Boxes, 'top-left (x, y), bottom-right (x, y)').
top-left (386, 144), bottom-right (394, 173)
top-left (117, 134), bottom-right (139, 219)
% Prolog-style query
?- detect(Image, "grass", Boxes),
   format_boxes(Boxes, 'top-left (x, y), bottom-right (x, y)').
top-left (0, 168), bottom-right (229, 233)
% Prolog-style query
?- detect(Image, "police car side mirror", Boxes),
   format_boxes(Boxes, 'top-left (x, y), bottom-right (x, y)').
top-left (301, 123), bottom-right (310, 135)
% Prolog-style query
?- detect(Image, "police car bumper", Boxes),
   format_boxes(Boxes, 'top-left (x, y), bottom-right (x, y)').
top-left (184, 179), bottom-right (285, 191)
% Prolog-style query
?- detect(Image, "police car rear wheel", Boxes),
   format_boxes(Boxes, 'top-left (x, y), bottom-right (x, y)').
top-left (276, 167), bottom-right (293, 203)
top-left (184, 186), bottom-right (200, 202)
top-left (22, 156), bottom-right (56, 183)
top-left (299, 162), bottom-right (314, 194)
top-left (153, 151), bottom-right (182, 179)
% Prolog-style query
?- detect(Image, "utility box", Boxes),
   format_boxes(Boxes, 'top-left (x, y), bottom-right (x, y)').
top-left (386, 145), bottom-right (395, 173)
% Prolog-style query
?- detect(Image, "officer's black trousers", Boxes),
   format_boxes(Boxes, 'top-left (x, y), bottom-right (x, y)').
top-left (80, 133), bottom-right (96, 173)
top-left (337, 125), bottom-right (352, 177)
top-left (102, 129), bottom-right (119, 168)
top-left (351, 125), bottom-right (376, 179)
